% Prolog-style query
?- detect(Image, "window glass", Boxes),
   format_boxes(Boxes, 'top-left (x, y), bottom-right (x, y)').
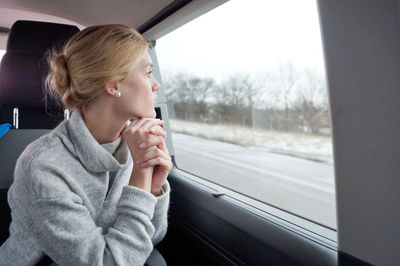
top-left (157, 0), bottom-right (336, 229)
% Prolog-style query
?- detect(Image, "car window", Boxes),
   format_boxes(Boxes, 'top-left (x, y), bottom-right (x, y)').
top-left (156, 0), bottom-right (336, 229)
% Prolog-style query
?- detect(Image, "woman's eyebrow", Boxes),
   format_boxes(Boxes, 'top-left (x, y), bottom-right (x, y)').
top-left (145, 63), bottom-right (153, 68)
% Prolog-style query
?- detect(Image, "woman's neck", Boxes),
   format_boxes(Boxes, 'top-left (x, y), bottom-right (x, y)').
top-left (81, 101), bottom-right (127, 144)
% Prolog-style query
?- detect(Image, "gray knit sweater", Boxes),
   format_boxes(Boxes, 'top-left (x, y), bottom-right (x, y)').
top-left (0, 109), bottom-right (170, 266)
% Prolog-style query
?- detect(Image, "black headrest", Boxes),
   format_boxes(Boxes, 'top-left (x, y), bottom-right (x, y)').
top-left (6, 20), bottom-right (79, 53)
top-left (0, 20), bottom-right (79, 111)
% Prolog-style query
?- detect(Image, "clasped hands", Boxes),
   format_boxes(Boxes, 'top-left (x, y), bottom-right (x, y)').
top-left (122, 118), bottom-right (172, 196)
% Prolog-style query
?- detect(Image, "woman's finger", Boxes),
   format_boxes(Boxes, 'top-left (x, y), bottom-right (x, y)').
top-left (124, 118), bottom-right (163, 134)
top-left (122, 118), bottom-right (139, 133)
top-left (139, 135), bottom-right (164, 149)
top-left (122, 118), bottom-right (164, 148)
top-left (144, 127), bottom-right (168, 152)
top-left (139, 156), bottom-right (172, 169)
top-left (138, 146), bottom-right (170, 164)
top-left (137, 146), bottom-right (160, 164)
top-left (149, 127), bottom-right (166, 140)
top-left (141, 119), bottom-right (164, 132)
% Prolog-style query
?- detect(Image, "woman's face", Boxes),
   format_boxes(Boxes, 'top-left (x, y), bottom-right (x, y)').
top-left (116, 52), bottom-right (160, 119)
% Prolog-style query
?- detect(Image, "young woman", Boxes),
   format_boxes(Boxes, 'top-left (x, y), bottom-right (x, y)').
top-left (0, 25), bottom-right (172, 265)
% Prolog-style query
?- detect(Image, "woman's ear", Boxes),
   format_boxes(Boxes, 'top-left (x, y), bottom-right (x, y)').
top-left (104, 81), bottom-right (118, 96)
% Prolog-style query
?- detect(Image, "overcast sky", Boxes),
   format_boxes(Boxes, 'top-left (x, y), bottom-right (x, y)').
top-left (156, 0), bottom-right (325, 81)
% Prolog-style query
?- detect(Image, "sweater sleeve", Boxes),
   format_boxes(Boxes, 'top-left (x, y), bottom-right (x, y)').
top-left (27, 163), bottom-right (157, 266)
top-left (151, 181), bottom-right (170, 245)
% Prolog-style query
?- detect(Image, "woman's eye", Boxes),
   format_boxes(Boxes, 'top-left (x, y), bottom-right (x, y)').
top-left (147, 71), bottom-right (153, 78)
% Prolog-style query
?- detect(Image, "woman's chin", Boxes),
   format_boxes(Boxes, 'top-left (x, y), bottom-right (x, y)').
top-left (135, 110), bottom-right (156, 119)
top-left (149, 110), bottom-right (157, 119)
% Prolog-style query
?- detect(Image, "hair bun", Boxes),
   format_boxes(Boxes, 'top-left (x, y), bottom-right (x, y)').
top-left (46, 52), bottom-right (73, 108)
top-left (52, 54), bottom-right (70, 93)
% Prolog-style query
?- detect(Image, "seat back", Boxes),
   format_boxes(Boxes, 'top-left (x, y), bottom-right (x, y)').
top-left (0, 129), bottom-right (50, 244)
top-left (0, 20), bottom-right (79, 246)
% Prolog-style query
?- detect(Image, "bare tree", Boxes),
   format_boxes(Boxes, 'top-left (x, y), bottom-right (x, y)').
top-left (214, 74), bottom-right (259, 126)
top-left (186, 76), bottom-right (215, 121)
top-left (275, 63), bottom-right (299, 116)
top-left (161, 72), bottom-right (215, 122)
top-left (161, 72), bottom-right (189, 119)
top-left (162, 72), bottom-right (189, 103)
top-left (268, 62), bottom-right (300, 130)
top-left (294, 69), bottom-right (330, 134)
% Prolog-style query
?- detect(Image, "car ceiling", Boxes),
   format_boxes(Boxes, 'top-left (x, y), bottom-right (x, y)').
top-left (0, 0), bottom-right (175, 29)
top-left (0, 0), bottom-right (177, 49)
top-left (0, 0), bottom-right (228, 50)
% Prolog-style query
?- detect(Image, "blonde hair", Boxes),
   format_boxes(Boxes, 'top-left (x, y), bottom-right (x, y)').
top-left (46, 24), bottom-right (149, 110)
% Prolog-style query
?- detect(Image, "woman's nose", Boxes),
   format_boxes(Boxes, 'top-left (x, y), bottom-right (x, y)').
top-left (152, 80), bottom-right (161, 92)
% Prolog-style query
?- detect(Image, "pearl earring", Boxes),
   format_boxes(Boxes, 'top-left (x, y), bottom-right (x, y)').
top-left (115, 92), bottom-right (121, 98)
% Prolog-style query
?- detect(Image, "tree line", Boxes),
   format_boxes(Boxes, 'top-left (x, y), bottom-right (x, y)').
top-left (163, 62), bottom-right (331, 135)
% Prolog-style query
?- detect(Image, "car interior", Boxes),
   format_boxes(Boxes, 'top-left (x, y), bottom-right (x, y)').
top-left (0, 0), bottom-right (399, 265)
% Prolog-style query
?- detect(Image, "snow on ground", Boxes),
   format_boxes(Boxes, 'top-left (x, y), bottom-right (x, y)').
top-left (169, 119), bottom-right (334, 164)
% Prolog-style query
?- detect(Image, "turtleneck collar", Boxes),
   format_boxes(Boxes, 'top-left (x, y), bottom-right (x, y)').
top-left (65, 109), bottom-right (130, 172)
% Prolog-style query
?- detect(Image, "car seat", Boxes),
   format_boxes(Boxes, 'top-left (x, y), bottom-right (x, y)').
top-left (0, 19), bottom-right (79, 245)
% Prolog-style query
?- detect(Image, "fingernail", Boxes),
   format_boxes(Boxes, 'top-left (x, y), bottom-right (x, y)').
top-left (139, 143), bottom-right (146, 148)
top-left (137, 159), bottom-right (143, 164)
top-left (140, 162), bottom-right (147, 167)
